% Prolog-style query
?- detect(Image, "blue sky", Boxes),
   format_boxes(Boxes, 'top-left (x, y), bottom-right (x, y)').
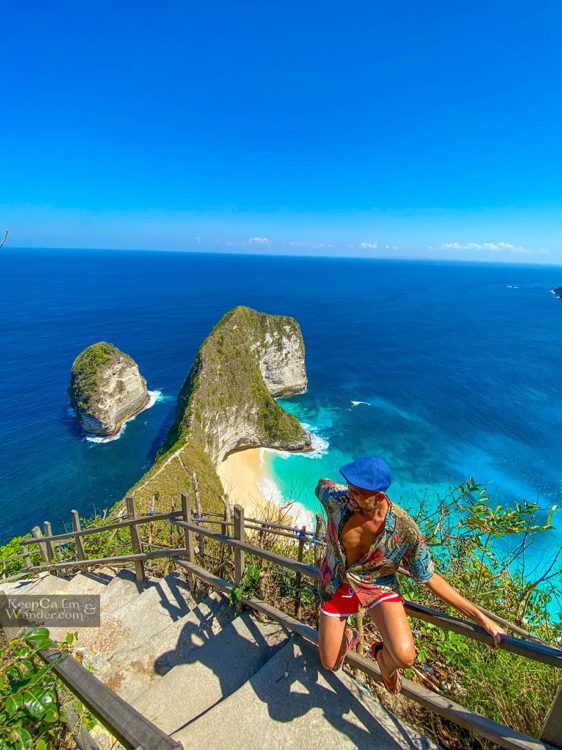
top-left (2, 1), bottom-right (562, 263)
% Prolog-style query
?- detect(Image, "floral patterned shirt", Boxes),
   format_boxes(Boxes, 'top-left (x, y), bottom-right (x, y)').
top-left (315, 479), bottom-right (434, 607)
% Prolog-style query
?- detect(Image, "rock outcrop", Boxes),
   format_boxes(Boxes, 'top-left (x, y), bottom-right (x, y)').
top-left (69, 342), bottom-right (149, 437)
top-left (552, 286), bottom-right (562, 299)
top-left (121, 306), bottom-right (311, 515)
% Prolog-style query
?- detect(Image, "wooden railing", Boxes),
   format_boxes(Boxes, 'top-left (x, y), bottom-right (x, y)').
top-left (1, 495), bottom-right (561, 750)
top-left (39, 647), bottom-right (181, 750)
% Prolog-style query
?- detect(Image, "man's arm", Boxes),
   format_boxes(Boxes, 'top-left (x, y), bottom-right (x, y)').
top-left (315, 477), bottom-right (336, 500)
top-left (424, 573), bottom-right (504, 647)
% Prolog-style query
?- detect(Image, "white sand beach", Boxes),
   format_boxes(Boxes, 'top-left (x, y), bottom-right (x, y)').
top-left (217, 448), bottom-right (313, 528)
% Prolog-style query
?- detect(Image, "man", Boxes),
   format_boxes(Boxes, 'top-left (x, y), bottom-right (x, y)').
top-left (316, 455), bottom-right (503, 692)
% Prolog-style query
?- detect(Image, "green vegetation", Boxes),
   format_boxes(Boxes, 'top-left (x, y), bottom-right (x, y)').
top-left (120, 306), bottom-right (309, 516)
top-left (69, 342), bottom-right (125, 412)
top-left (391, 480), bottom-right (561, 745)
top-left (211, 481), bottom-right (561, 748)
top-left (0, 627), bottom-right (95, 749)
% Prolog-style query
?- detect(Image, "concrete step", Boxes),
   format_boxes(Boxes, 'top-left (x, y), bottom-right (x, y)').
top-left (1, 574), bottom-right (76, 641)
top-left (98, 568), bottom-right (144, 613)
top-left (27, 574), bottom-right (72, 596)
top-left (64, 571), bottom-right (112, 596)
top-left (0, 571), bottom-right (52, 596)
top-left (66, 572), bottom-right (201, 671)
top-left (134, 611), bottom-right (289, 736)
top-left (176, 636), bottom-right (436, 750)
top-left (95, 592), bottom-right (233, 702)
top-left (109, 571), bottom-right (194, 624)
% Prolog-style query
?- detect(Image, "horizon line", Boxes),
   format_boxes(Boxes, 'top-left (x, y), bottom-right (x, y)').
top-left (5, 245), bottom-right (562, 269)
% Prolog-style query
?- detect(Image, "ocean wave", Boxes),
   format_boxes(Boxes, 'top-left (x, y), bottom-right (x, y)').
top-left (155, 391), bottom-right (175, 403)
top-left (299, 422), bottom-right (329, 458)
top-left (85, 389), bottom-right (162, 444)
top-left (257, 477), bottom-right (314, 527)
top-left (351, 400), bottom-right (371, 407)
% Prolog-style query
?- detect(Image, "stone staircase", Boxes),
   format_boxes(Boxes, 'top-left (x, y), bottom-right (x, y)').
top-left (1, 570), bottom-right (436, 749)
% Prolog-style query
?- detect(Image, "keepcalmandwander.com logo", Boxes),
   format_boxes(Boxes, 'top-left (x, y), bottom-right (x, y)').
top-left (0, 594), bottom-right (100, 628)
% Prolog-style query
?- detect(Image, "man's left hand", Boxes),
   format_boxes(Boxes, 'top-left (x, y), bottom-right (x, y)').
top-left (477, 614), bottom-right (504, 648)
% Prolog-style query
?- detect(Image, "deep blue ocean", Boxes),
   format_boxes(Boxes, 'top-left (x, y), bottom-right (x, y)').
top-left (1, 249), bottom-right (562, 583)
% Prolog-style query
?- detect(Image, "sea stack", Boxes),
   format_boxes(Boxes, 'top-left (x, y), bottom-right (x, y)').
top-left (69, 342), bottom-right (149, 437)
top-left (119, 306), bottom-right (311, 517)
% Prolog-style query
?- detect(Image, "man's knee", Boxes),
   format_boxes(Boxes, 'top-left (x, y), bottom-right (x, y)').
top-left (392, 642), bottom-right (415, 669)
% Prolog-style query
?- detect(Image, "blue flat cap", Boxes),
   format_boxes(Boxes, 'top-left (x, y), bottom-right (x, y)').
top-left (339, 456), bottom-right (392, 491)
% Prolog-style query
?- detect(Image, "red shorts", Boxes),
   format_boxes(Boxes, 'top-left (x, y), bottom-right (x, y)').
top-left (320, 583), bottom-right (403, 617)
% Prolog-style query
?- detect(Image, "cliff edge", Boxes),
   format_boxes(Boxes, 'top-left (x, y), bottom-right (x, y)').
top-left (69, 342), bottom-right (149, 437)
top-left (121, 306), bottom-right (311, 515)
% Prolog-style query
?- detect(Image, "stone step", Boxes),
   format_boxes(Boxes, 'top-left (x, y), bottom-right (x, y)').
top-left (134, 611), bottom-right (289, 736)
top-left (98, 568), bottom-right (144, 613)
top-left (1, 574), bottom-right (75, 641)
top-left (0, 571), bottom-right (52, 596)
top-left (27, 574), bottom-right (72, 596)
top-left (176, 636), bottom-right (436, 750)
top-left (109, 571), bottom-right (194, 624)
top-left (64, 571), bottom-right (112, 597)
top-left (62, 572), bottom-right (198, 666)
top-left (94, 592), bottom-right (233, 702)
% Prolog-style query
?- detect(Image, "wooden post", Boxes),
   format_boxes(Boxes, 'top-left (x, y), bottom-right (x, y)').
top-left (357, 609), bottom-right (365, 657)
top-left (43, 521), bottom-right (54, 563)
top-left (32, 526), bottom-right (49, 564)
top-left (221, 494), bottom-right (231, 536)
top-left (181, 493), bottom-right (194, 563)
top-left (70, 511), bottom-right (88, 573)
top-left (233, 504), bottom-right (245, 586)
top-left (541, 684), bottom-right (562, 747)
top-left (21, 541), bottom-right (31, 570)
top-left (219, 494), bottom-right (231, 568)
top-left (126, 497), bottom-right (145, 583)
top-left (314, 513), bottom-right (325, 568)
top-left (294, 525), bottom-right (307, 619)
top-left (181, 492), bottom-right (195, 590)
top-left (192, 472), bottom-right (205, 559)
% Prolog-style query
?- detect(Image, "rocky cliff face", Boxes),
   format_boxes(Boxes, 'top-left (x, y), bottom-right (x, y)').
top-left (69, 342), bottom-right (149, 437)
top-left (167, 306), bottom-right (311, 466)
top-left (122, 306), bottom-right (311, 515)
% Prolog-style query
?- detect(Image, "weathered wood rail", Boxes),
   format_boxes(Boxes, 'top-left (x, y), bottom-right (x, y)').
top-left (39, 647), bottom-right (181, 749)
top-left (1, 495), bottom-right (561, 750)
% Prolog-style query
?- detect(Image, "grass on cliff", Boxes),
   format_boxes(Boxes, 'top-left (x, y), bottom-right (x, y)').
top-left (69, 341), bottom-right (122, 411)
top-left (116, 306), bottom-right (308, 519)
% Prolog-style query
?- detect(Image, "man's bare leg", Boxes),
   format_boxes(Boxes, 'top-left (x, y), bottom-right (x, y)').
top-left (367, 600), bottom-right (415, 690)
top-left (318, 612), bottom-right (355, 670)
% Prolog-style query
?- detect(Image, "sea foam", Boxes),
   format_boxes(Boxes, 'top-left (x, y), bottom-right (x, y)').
top-left (257, 476), bottom-right (314, 527)
top-left (85, 389), bottom-right (162, 444)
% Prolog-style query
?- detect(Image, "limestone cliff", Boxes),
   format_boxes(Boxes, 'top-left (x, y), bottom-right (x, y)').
top-left (122, 306), bottom-right (311, 515)
top-left (69, 342), bottom-right (149, 437)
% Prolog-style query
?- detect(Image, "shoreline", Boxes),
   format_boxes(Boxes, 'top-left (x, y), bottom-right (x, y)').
top-left (217, 448), bottom-right (314, 528)
top-left (85, 389), bottom-right (161, 444)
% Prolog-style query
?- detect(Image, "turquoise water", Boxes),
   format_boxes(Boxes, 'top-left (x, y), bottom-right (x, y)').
top-left (1, 250), bottom-right (561, 593)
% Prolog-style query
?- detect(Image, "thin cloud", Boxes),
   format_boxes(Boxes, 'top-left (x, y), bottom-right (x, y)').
top-left (348, 241), bottom-right (379, 250)
top-left (288, 240), bottom-right (335, 249)
top-left (247, 236), bottom-right (272, 246)
top-left (440, 241), bottom-right (548, 255)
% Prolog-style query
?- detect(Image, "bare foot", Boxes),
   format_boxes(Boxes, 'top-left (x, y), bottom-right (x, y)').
top-left (372, 642), bottom-right (403, 694)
